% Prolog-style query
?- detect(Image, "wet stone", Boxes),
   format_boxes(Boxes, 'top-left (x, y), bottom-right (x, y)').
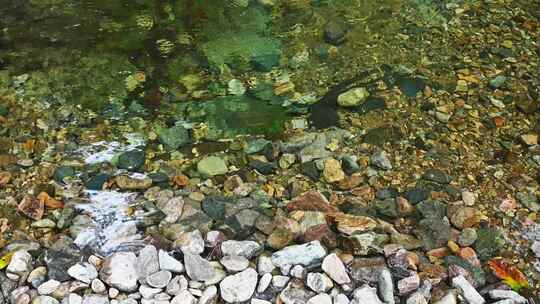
top-left (99, 252), bottom-right (138, 292)
top-left (422, 169), bottom-right (451, 184)
top-left (184, 253), bottom-right (215, 282)
top-left (458, 228), bottom-right (478, 247)
top-left (324, 19), bottom-right (349, 45)
top-left (117, 149), bottom-right (146, 171)
top-left (403, 187), bottom-right (430, 204)
top-left (137, 245), bottom-right (160, 281)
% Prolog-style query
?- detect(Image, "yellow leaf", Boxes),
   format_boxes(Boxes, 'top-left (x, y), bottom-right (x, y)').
top-left (0, 252), bottom-right (13, 270)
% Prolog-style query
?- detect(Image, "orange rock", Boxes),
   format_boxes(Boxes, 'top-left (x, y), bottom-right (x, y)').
top-left (492, 116), bottom-right (505, 127)
top-left (171, 174), bottom-right (189, 187)
top-left (37, 192), bottom-right (64, 209)
top-left (427, 247), bottom-right (449, 259)
top-left (330, 213), bottom-right (377, 235)
top-left (18, 195), bottom-right (44, 220)
top-left (459, 247), bottom-right (480, 267)
top-left (285, 190), bottom-right (338, 213)
top-left (0, 171), bottom-right (11, 186)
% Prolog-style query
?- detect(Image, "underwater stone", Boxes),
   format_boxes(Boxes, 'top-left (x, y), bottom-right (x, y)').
top-left (157, 125), bottom-right (190, 150)
top-left (117, 150), bottom-right (146, 171)
top-left (197, 156), bottom-right (228, 177)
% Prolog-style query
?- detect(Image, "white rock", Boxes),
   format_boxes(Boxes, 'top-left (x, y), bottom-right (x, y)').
top-left (251, 299), bottom-right (271, 304)
top-left (406, 292), bottom-right (427, 304)
top-left (158, 250), bottom-right (184, 273)
top-left (351, 285), bottom-right (383, 304)
top-left (279, 283), bottom-right (314, 304)
top-left (220, 255), bottom-right (249, 272)
top-left (334, 293), bottom-right (350, 304)
top-left (137, 245), bottom-right (160, 281)
top-left (100, 252), bottom-right (139, 292)
top-left (7, 250), bottom-right (32, 281)
top-left (184, 253), bottom-right (215, 282)
top-left (398, 273), bottom-right (420, 295)
top-left (176, 230), bottom-right (204, 255)
top-left (307, 293), bottom-right (332, 304)
top-left (290, 265), bottom-right (306, 279)
top-left (271, 241), bottom-right (327, 268)
top-left (28, 266), bottom-right (47, 286)
top-left (432, 291), bottom-right (457, 304)
top-left (462, 191), bottom-right (476, 206)
top-left (272, 275), bottom-right (290, 289)
top-left (32, 296), bottom-right (60, 304)
top-left (219, 268), bottom-right (258, 303)
top-left (140, 285), bottom-right (162, 299)
top-left (257, 273), bottom-right (272, 293)
top-left (257, 256), bottom-right (275, 274)
top-left (378, 268), bottom-right (395, 304)
top-left (69, 282), bottom-right (89, 293)
top-left (38, 280), bottom-right (61, 295)
top-left (68, 263), bottom-right (98, 284)
top-left (90, 279), bottom-right (106, 294)
top-left (221, 240), bottom-right (261, 259)
top-left (198, 286), bottom-right (218, 304)
top-left (170, 290), bottom-right (196, 304)
top-left (452, 275), bottom-right (485, 304)
top-left (147, 270), bottom-right (172, 289)
top-left (166, 275), bottom-right (188, 296)
top-left (306, 273), bottom-right (333, 293)
top-left (322, 254), bottom-right (350, 284)
top-left (108, 288), bottom-right (119, 299)
top-left (65, 294), bottom-right (82, 304)
top-left (488, 289), bottom-right (527, 304)
top-left (81, 295), bottom-right (109, 304)
top-left (204, 262), bottom-right (227, 285)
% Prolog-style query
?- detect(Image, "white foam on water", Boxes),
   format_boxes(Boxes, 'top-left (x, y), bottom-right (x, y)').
top-left (74, 190), bottom-right (144, 254)
top-left (76, 134), bottom-right (147, 165)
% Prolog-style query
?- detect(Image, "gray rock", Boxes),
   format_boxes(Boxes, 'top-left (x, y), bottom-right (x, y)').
top-left (175, 230), bottom-right (204, 255)
top-left (371, 150), bottom-right (392, 170)
top-left (64, 294), bottom-right (83, 304)
top-left (271, 241), bottom-right (327, 268)
top-left (139, 285), bottom-right (161, 299)
top-left (432, 291), bottom-right (457, 304)
top-left (322, 253), bottom-right (350, 284)
top-left (458, 228), bottom-right (478, 247)
top-left (272, 275), bottom-right (290, 289)
top-left (257, 273), bottom-right (272, 293)
top-left (307, 293), bottom-right (332, 304)
top-left (220, 255), bottom-right (249, 272)
top-left (157, 125), bottom-right (189, 150)
top-left (397, 273), bottom-right (420, 295)
top-left (452, 275), bottom-right (485, 304)
top-left (32, 296), bottom-right (60, 304)
top-left (157, 197), bottom-right (184, 224)
top-left (28, 267), bottom-right (47, 288)
top-left (100, 252), bottom-right (139, 292)
top-left (251, 299), bottom-right (271, 304)
top-left (184, 253), bottom-right (215, 281)
top-left (221, 240), bottom-right (262, 259)
top-left (307, 273), bottom-right (333, 293)
top-left (351, 285), bottom-right (383, 304)
top-left (279, 283), bottom-right (314, 304)
top-left (334, 294), bottom-right (350, 304)
top-left (6, 250), bottom-right (32, 281)
top-left (68, 263), bottom-right (98, 284)
top-left (38, 280), bottom-right (61, 295)
top-left (166, 275), bottom-right (188, 296)
top-left (146, 270), bottom-right (172, 289)
top-left (199, 286), bottom-right (218, 304)
top-left (81, 295), bottom-right (109, 304)
top-left (290, 265), bottom-right (306, 279)
top-left (378, 268), bottom-right (395, 304)
top-left (90, 279), bottom-right (106, 294)
top-left (158, 250), bottom-right (184, 273)
top-left (137, 245), bottom-right (160, 281)
top-left (516, 192), bottom-right (540, 212)
top-left (170, 290), bottom-right (197, 304)
top-left (220, 268), bottom-right (258, 303)
top-left (406, 293), bottom-right (427, 304)
top-left (488, 290), bottom-right (527, 304)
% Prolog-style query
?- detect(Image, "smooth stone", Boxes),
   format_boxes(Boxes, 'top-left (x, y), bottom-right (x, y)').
top-left (32, 296), bottom-right (60, 304)
top-left (272, 275), bottom-right (290, 289)
top-left (378, 268), bottom-right (395, 304)
top-left (337, 87), bottom-right (369, 107)
top-left (257, 256), bottom-right (275, 274)
top-left (170, 290), bottom-right (197, 304)
top-left (219, 268), bottom-right (258, 303)
top-left (371, 150), bottom-right (392, 170)
top-left (28, 267), bottom-right (47, 288)
top-left (175, 230), bottom-right (205, 255)
top-left (251, 300), bottom-right (271, 304)
top-left (38, 280), bottom-right (61, 295)
top-left (68, 263), bottom-right (98, 284)
top-left (117, 150), bottom-right (145, 171)
top-left (351, 285), bottom-right (383, 304)
top-left (322, 253), bottom-right (350, 284)
top-left (90, 279), bottom-right (106, 294)
top-left (64, 294), bottom-right (83, 304)
top-left (307, 293), bottom-right (332, 304)
top-left (140, 285), bottom-right (161, 299)
top-left (488, 290), bottom-right (527, 304)
top-left (100, 252), bottom-right (138, 292)
top-left (199, 286), bottom-right (218, 304)
top-left (290, 265), bottom-right (306, 279)
top-left (166, 275), bottom-right (188, 296)
top-left (197, 156), bottom-right (228, 177)
top-left (7, 250), bottom-right (32, 281)
top-left (257, 273), bottom-right (272, 293)
top-left (271, 241), bottom-right (327, 268)
top-left (334, 294), bottom-right (350, 304)
top-left (158, 250), bottom-right (184, 273)
top-left (81, 295), bottom-right (109, 304)
top-left (146, 270), bottom-right (172, 289)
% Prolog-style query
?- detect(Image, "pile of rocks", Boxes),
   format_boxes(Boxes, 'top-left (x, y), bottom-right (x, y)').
top-left (1, 237), bottom-right (529, 304)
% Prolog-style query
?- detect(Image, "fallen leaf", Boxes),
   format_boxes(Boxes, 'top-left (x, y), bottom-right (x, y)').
top-left (37, 192), bottom-right (64, 209)
top-left (488, 257), bottom-right (529, 291)
top-left (0, 252), bottom-right (13, 270)
top-left (0, 171), bottom-right (11, 186)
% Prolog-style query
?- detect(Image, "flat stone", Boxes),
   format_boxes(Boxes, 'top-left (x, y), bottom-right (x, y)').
top-left (197, 156), bottom-right (228, 177)
top-left (323, 158), bottom-right (345, 183)
top-left (378, 268), bottom-right (395, 304)
top-left (488, 289), bottom-right (527, 304)
top-left (452, 275), bottom-right (485, 304)
top-left (170, 290), bottom-right (197, 304)
top-left (199, 286), bottom-right (218, 304)
top-left (158, 250), bottom-right (184, 273)
top-left (257, 273), bottom-right (272, 293)
top-left (175, 230), bottom-right (205, 255)
top-left (220, 255), bottom-right (249, 272)
top-left (157, 197), bottom-right (184, 223)
top-left (81, 294), bottom-right (109, 304)
top-left (279, 283), bottom-right (314, 304)
top-left (221, 240), bottom-right (262, 259)
top-left (398, 273), bottom-right (420, 295)
top-left (32, 296), bottom-right (60, 304)
top-left (271, 241), bottom-right (327, 268)
top-left (68, 263), bottom-right (98, 284)
top-left (371, 150), bottom-right (392, 170)
top-left (137, 245), bottom-right (160, 281)
top-left (257, 256), bottom-right (275, 274)
top-left (251, 299), bottom-right (271, 304)
top-left (333, 213), bottom-right (377, 235)
top-left (285, 190), bottom-right (338, 213)
top-left (7, 250), bottom-right (32, 281)
top-left (146, 270), bottom-right (172, 288)
top-left (219, 268), bottom-right (258, 303)
top-left (99, 252), bottom-right (138, 292)
top-left (272, 275), bottom-right (290, 289)
top-left (322, 253), bottom-right (350, 284)
top-left (306, 272), bottom-right (333, 293)
top-left (90, 279), bottom-right (106, 294)
top-left (307, 293), bottom-right (332, 304)
top-left (38, 280), bottom-right (61, 295)
top-left (140, 284), bottom-right (162, 299)
top-left (184, 253), bottom-right (215, 282)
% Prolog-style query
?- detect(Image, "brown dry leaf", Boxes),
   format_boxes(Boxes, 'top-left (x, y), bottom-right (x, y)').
top-left (37, 192), bottom-right (64, 209)
top-left (488, 257), bottom-right (529, 291)
top-left (0, 171), bottom-right (11, 186)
